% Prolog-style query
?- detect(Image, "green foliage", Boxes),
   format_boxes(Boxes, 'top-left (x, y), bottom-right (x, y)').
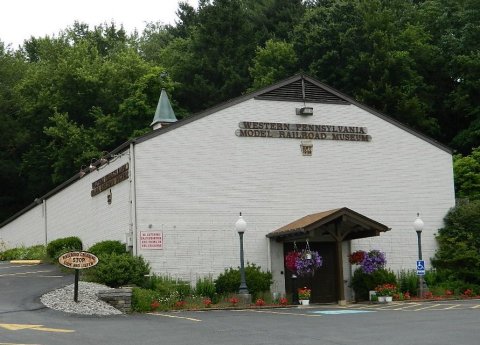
top-left (432, 201), bottom-right (480, 284)
top-left (132, 287), bottom-right (161, 312)
top-left (397, 270), bottom-right (418, 295)
top-left (195, 277), bottom-right (217, 301)
top-left (88, 240), bottom-right (127, 256)
top-left (83, 253), bottom-right (150, 288)
top-left (142, 274), bottom-right (192, 300)
top-left (214, 263), bottom-right (273, 299)
top-left (249, 39), bottom-right (298, 91)
top-left (350, 268), bottom-right (397, 301)
top-left (46, 237), bottom-right (83, 260)
top-left (0, 245), bottom-right (46, 260)
top-left (2, 0), bottom-right (480, 224)
top-left (453, 148), bottom-right (480, 200)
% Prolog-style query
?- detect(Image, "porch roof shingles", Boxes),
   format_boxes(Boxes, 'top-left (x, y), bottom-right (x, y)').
top-left (266, 207), bottom-right (390, 240)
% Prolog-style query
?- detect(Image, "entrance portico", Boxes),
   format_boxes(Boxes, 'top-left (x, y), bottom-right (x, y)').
top-left (267, 208), bottom-right (390, 304)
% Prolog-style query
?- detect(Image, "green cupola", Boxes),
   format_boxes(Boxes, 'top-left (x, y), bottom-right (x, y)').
top-left (151, 89), bottom-right (177, 130)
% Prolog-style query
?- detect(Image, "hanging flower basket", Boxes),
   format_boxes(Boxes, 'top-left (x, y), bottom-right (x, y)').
top-left (285, 249), bottom-right (323, 277)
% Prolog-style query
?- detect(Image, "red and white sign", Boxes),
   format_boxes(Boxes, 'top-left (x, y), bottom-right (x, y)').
top-left (140, 231), bottom-right (163, 250)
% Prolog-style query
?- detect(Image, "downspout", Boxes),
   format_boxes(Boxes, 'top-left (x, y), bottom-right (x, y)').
top-left (43, 199), bottom-right (48, 245)
top-left (129, 142), bottom-right (138, 256)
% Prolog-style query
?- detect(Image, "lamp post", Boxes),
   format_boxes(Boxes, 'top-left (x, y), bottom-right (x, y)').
top-left (413, 213), bottom-right (427, 298)
top-left (235, 212), bottom-right (249, 295)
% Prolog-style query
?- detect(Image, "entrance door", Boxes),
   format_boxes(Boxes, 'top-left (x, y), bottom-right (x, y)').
top-left (284, 242), bottom-right (337, 303)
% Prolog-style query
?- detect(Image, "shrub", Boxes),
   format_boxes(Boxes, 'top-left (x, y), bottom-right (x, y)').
top-left (83, 253), bottom-right (150, 288)
top-left (132, 287), bottom-right (160, 312)
top-left (214, 263), bottom-right (273, 299)
top-left (46, 237), bottom-right (82, 260)
top-left (350, 268), bottom-right (396, 301)
top-left (397, 270), bottom-right (418, 295)
top-left (143, 274), bottom-right (191, 299)
top-left (195, 277), bottom-right (217, 300)
top-left (88, 240), bottom-right (126, 256)
top-left (1, 244), bottom-right (47, 261)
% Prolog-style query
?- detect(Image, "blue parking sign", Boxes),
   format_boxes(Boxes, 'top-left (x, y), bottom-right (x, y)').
top-left (416, 260), bottom-right (425, 275)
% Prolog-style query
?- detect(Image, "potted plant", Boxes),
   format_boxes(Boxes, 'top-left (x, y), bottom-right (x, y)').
top-left (375, 283), bottom-right (397, 303)
top-left (285, 249), bottom-right (323, 277)
top-left (298, 287), bottom-right (311, 305)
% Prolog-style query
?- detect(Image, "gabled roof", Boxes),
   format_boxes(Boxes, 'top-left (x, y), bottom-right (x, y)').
top-left (0, 74), bottom-right (451, 228)
top-left (134, 74), bottom-right (452, 154)
top-left (266, 207), bottom-right (390, 241)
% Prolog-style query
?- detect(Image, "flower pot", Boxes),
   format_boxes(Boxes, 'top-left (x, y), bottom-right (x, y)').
top-left (299, 299), bottom-right (310, 305)
top-left (377, 296), bottom-right (386, 303)
top-left (385, 296), bottom-right (393, 303)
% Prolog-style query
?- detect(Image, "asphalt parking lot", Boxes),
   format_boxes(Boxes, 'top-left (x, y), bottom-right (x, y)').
top-left (2, 262), bottom-right (480, 345)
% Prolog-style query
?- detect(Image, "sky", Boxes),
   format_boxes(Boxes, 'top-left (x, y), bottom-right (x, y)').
top-left (0, 0), bottom-right (198, 48)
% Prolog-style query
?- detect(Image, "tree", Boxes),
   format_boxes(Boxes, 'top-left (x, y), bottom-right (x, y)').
top-left (432, 201), bottom-right (480, 284)
top-left (453, 147), bottom-right (480, 201)
top-left (249, 39), bottom-right (298, 91)
top-left (292, 0), bottom-right (440, 136)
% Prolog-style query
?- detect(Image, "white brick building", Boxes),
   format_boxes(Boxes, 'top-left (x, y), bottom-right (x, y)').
top-left (0, 75), bottom-right (455, 303)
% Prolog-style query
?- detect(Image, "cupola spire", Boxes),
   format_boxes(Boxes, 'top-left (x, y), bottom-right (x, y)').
top-left (151, 88), bottom-right (177, 130)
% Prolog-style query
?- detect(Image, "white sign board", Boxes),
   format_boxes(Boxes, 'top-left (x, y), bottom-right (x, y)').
top-left (140, 231), bottom-right (163, 250)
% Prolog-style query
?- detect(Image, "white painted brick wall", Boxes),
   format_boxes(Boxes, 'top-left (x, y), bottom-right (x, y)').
top-left (0, 204), bottom-right (44, 248)
top-left (0, 156), bottom-right (131, 250)
top-left (134, 98), bottom-right (455, 290)
top-left (1, 96), bottom-right (454, 299)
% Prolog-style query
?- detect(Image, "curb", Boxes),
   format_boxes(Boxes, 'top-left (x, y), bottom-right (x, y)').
top-left (9, 260), bottom-right (43, 264)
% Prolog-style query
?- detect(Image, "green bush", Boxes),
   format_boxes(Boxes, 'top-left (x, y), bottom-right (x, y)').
top-left (83, 253), bottom-right (150, 288)
top-left (88, 240), bottom-right (126, 256)
top-left (350, 268), bottom-right (397, 301)
top-left (143, 274), bottom-right (191, 299)
top-left (46, 236), bottom-right (83, 260)
top-left (0, 245), bottom-right (47, 261)
top-left (195, 277), bottom-right (217, 301)
top-left (214, 263), bottom-right (273, 299)
top-left (397, 270), bottom-right (418, 295)
top-left (132, 287), bottom-right (160, 312)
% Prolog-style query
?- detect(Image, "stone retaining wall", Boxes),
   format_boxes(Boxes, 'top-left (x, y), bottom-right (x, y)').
top-left (97, 287), bottom-right (132, 313)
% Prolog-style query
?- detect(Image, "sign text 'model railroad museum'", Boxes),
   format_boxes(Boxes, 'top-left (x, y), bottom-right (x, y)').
top-left (91, 163), bottom-right (129, 197)
top-left (235, 121), bottom-right (371, 142)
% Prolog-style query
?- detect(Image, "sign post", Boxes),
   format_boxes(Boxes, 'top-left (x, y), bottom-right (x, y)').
top-left (59, 251), bottom-right (99, 302)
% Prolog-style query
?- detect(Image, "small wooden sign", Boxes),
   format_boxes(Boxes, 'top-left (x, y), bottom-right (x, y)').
top-left (58, 251), bottom-right (99, 270)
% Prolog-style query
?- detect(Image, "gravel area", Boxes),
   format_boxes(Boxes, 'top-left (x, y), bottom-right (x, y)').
top-left (41, 281), bottom-right (123, 316)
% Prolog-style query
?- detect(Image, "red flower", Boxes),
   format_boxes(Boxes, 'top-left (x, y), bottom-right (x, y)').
top-left (150, 300), bottom-right (160, 311)
top-left (279, 297), bottom-right (288, 306)
top-left (255, 299), bottom-right (266, 306)
top-left (203, 298), bottom-right (212, 307)
top-left (285, 251), bottom-right (300, 273)
top-left (229, 297), bottom-right (239, 306)
top-left (404, 291), bottom-right (411, 300)
top-left (445, 290), bottom-right (453, 296)
top-left (174, 300), bottom-right (186, 309)
top-left (348, 250), bottom-right (366, 265)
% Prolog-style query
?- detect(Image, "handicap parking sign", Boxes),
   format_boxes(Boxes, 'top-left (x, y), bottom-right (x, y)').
top-left (416, 260), bottom-right (425, 275)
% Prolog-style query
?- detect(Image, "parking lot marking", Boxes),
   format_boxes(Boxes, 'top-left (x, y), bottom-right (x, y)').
top-left (246, 309), bottom-right (322, 317)
top-left (0, 265), bottom-right (39, 270)
top-left (411, 303), bottom-right (442, 311)
top-left (0, 270), bottom-right (52, 277)
top-left (470, 304), bottom-right (480, 309)
top-left (0, 343), bottom-right (41, 345)
top-left (443, 304), bottom-right (461, 310)
top-left (391, 303), bottom-right (422, 310)
top-left (311, 310), bottom-right (375, 315)
top-left (147, 313), bottom-right (202, 322)
top-left (0, 323), bottom-right (74, 333)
